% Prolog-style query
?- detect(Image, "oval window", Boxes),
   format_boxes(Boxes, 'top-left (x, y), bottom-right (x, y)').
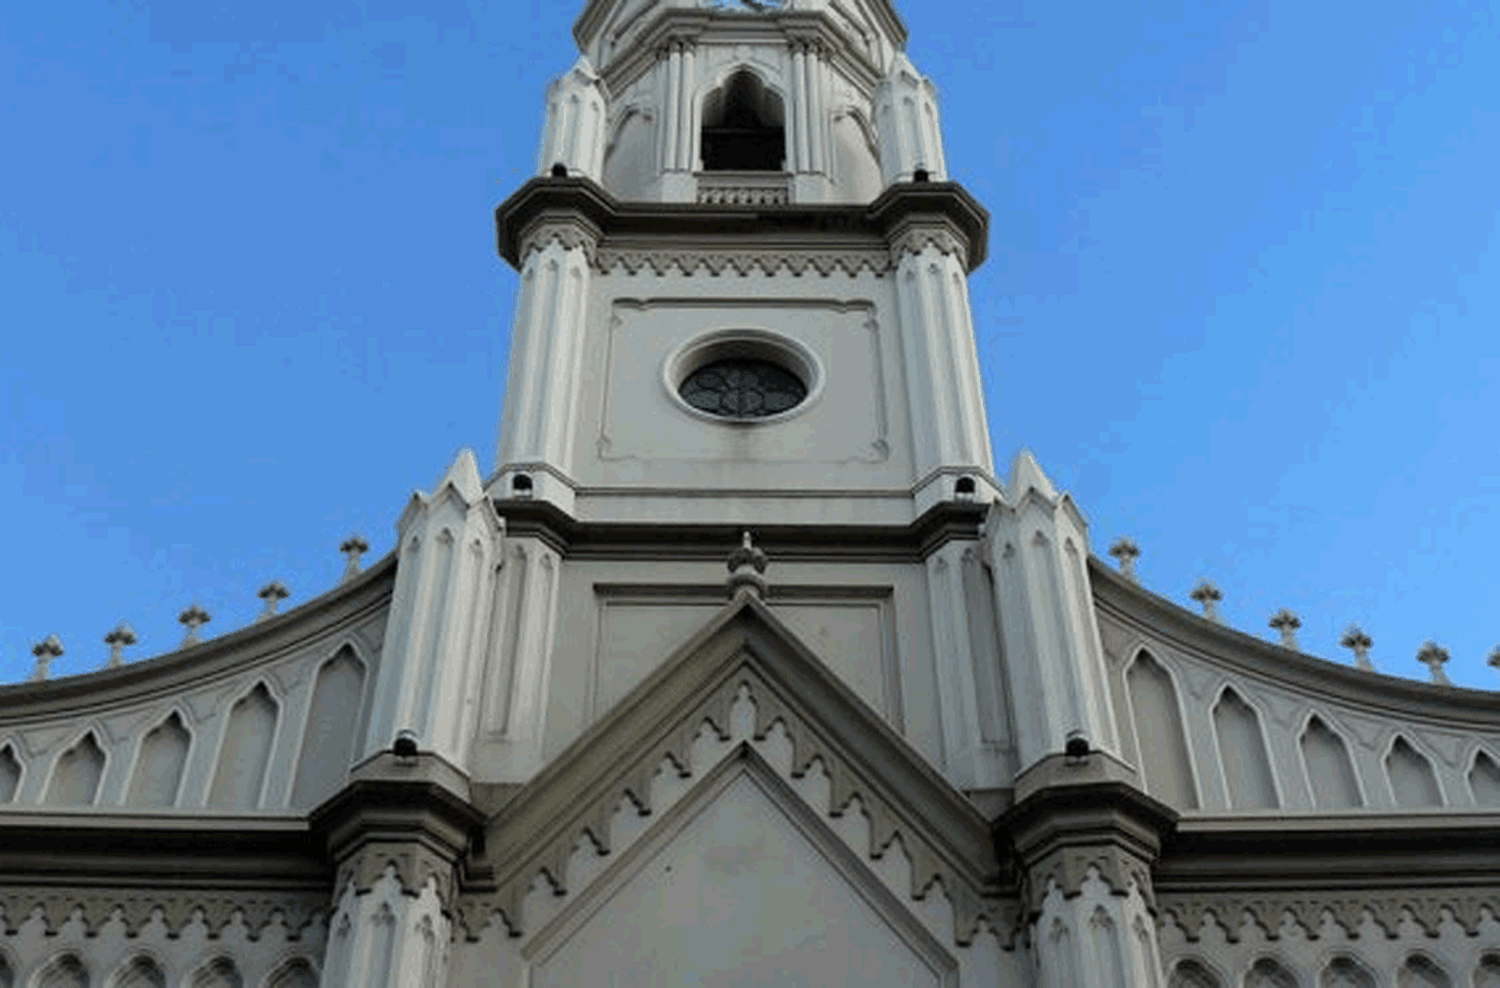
top-left (678, 357), bottom-right (808, 418)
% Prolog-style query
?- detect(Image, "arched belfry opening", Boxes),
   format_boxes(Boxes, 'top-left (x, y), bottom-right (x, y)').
top-left (700, 70), bottom-right (785, 172)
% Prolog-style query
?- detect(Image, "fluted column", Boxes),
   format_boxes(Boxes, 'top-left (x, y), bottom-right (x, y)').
top-left (663, 43), bottom-right (682, 171)
top-left (806, 42), bottom-right (827, 173)
top-left (497, 221), bottom-right (595, 473)
top-left (791, 43), bottom-right (810, 172)
top-left (985, 450), bottom-right (1121, 771)
top-left (362, 450), bottom-right (504, 770)
top-left (678, 41), bottom-right (696, 171)
top-left (892, 237), bottom-right (992, 476)
top-left (925, 540), bottom-right (1007, 789)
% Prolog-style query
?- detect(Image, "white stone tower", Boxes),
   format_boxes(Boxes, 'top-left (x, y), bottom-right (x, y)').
top-left (330, 1), bottom-right (1164, 984)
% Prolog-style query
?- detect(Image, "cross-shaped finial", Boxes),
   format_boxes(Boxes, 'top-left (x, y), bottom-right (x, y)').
top-left (1189, 579), bottom-right (1223, 623)
top-left (179, 604), bottom-right (212, 647)
top-left (257, 581), bottom-right (290, 621)
top-left (1107, 538), bottom-right (1140, 583)
top-left (340, 535), bottom-right (370, 584)
top-left (1339, 625), bottom-right (1375, 672)
top-left (30, 634), bottom-right (64, 682)
top-left (726, 530), bottom-right (769, 598)
top-left (1415, 641), bottom-right (1451, 686)
top-left (104, 623), bottom-right (137, 669)
top-left (1268, 609), bottom-right (1302, 650)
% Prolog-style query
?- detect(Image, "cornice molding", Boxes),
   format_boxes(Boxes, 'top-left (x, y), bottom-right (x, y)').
top-left (494, 176), bottom-right (990, 273)
top-left (0, 555), bottom-right (396, 719)
top-left (0, 811), bottom-right (328, 938)
top-left (458, 591), bottom-right (1006, 946)
top-left (1157, 887), bottom-right (1500, 943)
top-left (486, 497), bottom-right (989, 562)
top-left (1155, 811), bottom-right (1500, 939)
top-left (1088, 556), bottom-right (1500, 727)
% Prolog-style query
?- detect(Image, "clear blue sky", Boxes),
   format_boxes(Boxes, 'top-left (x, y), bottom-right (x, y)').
top-left (2, 0), bottom-right (1497, 689)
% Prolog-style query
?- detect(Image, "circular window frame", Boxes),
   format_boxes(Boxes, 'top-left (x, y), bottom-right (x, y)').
top-left (664, 329), bottom-right (823, 425)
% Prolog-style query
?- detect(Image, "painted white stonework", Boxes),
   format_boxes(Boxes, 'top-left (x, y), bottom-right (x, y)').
top-left (3, 3), bottom-right (1499, 988)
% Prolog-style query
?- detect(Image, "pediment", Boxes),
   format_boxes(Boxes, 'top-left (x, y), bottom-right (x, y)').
top-left (523, 742), bottom-right (958, 988)
top-left (464, 590), bottom-right (1005, 946)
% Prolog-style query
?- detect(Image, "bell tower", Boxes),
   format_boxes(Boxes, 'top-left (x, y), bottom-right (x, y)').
top-left (493, 0), bottom-right (998, 524)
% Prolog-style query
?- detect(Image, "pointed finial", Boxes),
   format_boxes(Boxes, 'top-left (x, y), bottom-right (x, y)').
top-left (257, 581), bottom-right (290, 621)
top-left (30, 634), bottom-right (64, 682)
top-left (1107, 538), bottom-right (1140, 583)
top-left (341, 535), bottom-right (370, 583)
top-left (1415, 641), bottom-right (1451, 686)
top-left (1189, 580), bottom-right (1223, 622)
top-left (1339, 625), bottom-right (1374, 672)
top-left (726, 530), bottom-right (769, 598)
top-left (1268, 608), bottom-right (1302, 650)
top-left (104, 623), bottom-right (137, 669)
top-left (179, 604), bottom-right (212, 647)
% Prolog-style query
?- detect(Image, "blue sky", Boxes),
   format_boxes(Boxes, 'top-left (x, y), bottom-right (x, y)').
top-left (2, 0), bottom-right (1496, 690)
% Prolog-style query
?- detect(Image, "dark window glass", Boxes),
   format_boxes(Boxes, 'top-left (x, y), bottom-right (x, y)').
top-left (679, 358), bottom-right (806, 418)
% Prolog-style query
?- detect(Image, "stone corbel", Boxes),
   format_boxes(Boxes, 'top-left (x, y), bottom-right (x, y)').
top-left (997, 755), bottom-right (1177, 917)
top-left (517, 215), bottom-right (602, 267)
top-left (887, 220), bottom-right (970, 269)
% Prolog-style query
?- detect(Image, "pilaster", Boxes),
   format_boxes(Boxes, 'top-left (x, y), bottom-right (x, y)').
top-left (984, 450), bottom-right (1121, 771)
top-left (536, 56), bottom-right (609, 182)
top-left (875, 52), bottom-right (948, 186)
top-left (362, 450), bottom-right (505, 769)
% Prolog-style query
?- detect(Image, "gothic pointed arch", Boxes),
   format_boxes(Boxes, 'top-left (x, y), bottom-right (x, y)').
top-left (109, 953), bottom-right (167, 988)
top-left (1386, 735), bottom-right (1443, 808)
top-left (700, 67), bottom-right (786, 172)
top-left (1124, 649), bottom-right (1198, 809)
top-left (207, 681), bottom-right (280, 809)
top-left (264, 957), bottom-right (318, 988)
top-left (126, 711), bottom-right (191, 808)
top-left (0, 742), bottom-right (20, 802)
top-left (1244, 956), bottom-right (1298, 988)
top-left (1397, 953), bottom-right (1452, 987)
top-left (1468, 748), bottom-right (1500, 806)
top-left (44, 729), bottom-right (106, 806)
top-left (1320, 954), bottom-right (1375, 987)
top-left (1298, 714), bottom-right (1362, 809)
top-left (35, 952), bottom-right (89, 988)
top-left (1169, 958), bottom-right (1225, 988)
top-left (187, 956), bottom-right (242, 988)
top-left (290, 643), bottom-right (368, 807)
top-left (1212, 686), bottom-right (1278, 809)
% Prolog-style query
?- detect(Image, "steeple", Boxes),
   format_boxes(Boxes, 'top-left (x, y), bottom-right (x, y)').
top-left (493, 0), bottom-right (998, 524)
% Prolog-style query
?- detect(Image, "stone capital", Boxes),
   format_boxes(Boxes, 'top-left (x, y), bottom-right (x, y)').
top-left (997, 751), bottom-right (1177, 916)
top-left (310, 752), bottom-right (485, 909)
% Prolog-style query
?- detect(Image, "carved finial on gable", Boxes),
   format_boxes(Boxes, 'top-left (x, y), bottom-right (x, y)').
top-left (257, 581), bottom-right (290, 622)
top-left (726, 530), bottom-right (769, 598)
top-left (30, 634), bottom-right (63, 682)
top-left (1189, 579), bottom-right (1223, 623)
top-left (1416, 641), bottom-right (1451, 686)
top-left (1107, 538), bottom-right (1140, 583)
top-left (179, 604), bottom-right (212, 647)
top-left (104, 623), bottom-right (137, 669)
top-left (1340, 625), bottom-right (1375, 672)
top-left (1268, 608), bottom-right (1302, 650)
top-left (341, 535), bottom-right (371, 583)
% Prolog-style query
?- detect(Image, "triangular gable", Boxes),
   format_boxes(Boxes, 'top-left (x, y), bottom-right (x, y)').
top-left (464, 589), bottom-right (1002, 945)
top-left (522, 741), bottom-right (959, 988)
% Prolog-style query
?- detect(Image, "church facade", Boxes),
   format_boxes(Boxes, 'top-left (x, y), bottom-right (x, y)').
top-left (3, 1), bottom-right (1499, 985)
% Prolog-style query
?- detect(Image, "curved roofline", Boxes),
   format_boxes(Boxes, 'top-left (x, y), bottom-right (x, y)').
top-left (1087, 555), bottom-right (1500, 725)
top-left (0, 553), bottom-right (397, 717)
